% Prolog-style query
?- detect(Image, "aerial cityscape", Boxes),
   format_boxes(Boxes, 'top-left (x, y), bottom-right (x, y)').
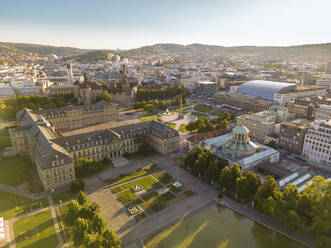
top-left (0, 1), bottom-right (331, 248)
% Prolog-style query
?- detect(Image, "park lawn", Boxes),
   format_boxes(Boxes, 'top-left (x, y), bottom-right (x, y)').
top-left (0, 155), bottom-right (32, 187)
top-left (152, 172), bottom-right (175, 185)
top-left (168, 190), bottom-right (194, 206)
top-left (117, 190), bottom-right (141, 207)
top-left (111, 176), bottom-right (162, 194)
top-left (0, 190), bottom-right (48, 219)
top-left (0, 155), bottom-right (44, 193)
top-left (0, 127), bottom-right (12, 152)
top-left (178, 124), bottom-right (189, 133)
top-left (14, 209), bottom-right (58, 248)
top-left (173, 106), bottom-right (192, 112)
top-left (141, 191), bottom-right (176, 215)
top-left (191, 111), bottom-right (209, 118)
top-left (123, 149), bottom-right (158, 161)
top-left (194, 104), bottom-right (213, 113)
top-left (141, 191), bottom-right (158, 201)
top-left (105, 164), bottom-right (159, 186)
top-left (52, 189), bottom-right (78, 204)
top-left (166, 123), bottom-right (177, 129)
top-left (138, 115), bottom-right (161, 122)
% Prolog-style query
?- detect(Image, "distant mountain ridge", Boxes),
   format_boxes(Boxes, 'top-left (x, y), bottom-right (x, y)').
top-left (1, 41), bottom-right (331, 62)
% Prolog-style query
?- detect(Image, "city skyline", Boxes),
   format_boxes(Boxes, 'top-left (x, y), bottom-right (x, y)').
top-left (1, 0), bottom-right (331, 50)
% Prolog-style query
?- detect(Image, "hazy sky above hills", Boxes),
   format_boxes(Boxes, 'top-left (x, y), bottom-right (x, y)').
top-left (1, 0), bottom-right (330, 49)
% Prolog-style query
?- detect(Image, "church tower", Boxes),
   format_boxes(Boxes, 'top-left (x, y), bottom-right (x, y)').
top-left (66, 59), bottom-right (73, 84)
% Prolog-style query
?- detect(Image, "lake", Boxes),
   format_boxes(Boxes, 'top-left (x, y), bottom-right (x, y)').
top-left (144, 204), bottom-right (306, 248)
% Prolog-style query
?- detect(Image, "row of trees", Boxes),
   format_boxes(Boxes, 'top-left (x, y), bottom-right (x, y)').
top-left (64, 192), bottom-right (121, 248)
top-left (135, 86), bottom-right (189, 101)
top-left (96, 90), bottom-right (112, 103)
top-left (181, 146), bottom-right (228, 185)
top-left (133, 97), bottom-right (187, 112)
top-left (182, 147), bottom-right (331, 247)
top-left (75, 158), bottom-right (111, 178)
top-left (0, 94), bottom-right (77, 120)
top-left (186, 117), bottom-right (229, 133)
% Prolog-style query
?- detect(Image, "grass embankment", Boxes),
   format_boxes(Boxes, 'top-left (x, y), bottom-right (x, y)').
top-left (0, 155), bottom-right (44, 193)
top-left (105, 164), bottom-right (159, 185)
top-left (14, 209), bottom-right (58, 248)
top-left (193, 104), bottom-right (212, 113)
top-left (0, 190), bottom-right (48, 219)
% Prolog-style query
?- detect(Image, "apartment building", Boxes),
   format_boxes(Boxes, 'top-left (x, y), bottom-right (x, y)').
top-left (302, 119), bottom-right (331, 167)
top-left (316, 105), bottom-right (331, 120)
top-left (278, 119), bottom-right (311, 155)
top-left (236, 105), bottom-right (290, 144)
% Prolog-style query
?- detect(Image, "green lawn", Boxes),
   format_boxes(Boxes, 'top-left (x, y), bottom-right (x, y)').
top-left (141, 191), bottom-right (159, 201)
top-left (117, 190), bottom-right (142, 207)
top-left (0, 190), bottom-right (48, 219)
top-left (173, 106), bottom-right (192, 112)
top-left (166, 123), bottom-right (177, 129)
top-left (0, 155), bottom-right (44, 193)
top-left (105, 164), bottom-right (159, 186)
top-left (191, 111), bottom-right (209, 118)
top-left (178, 124), bottom-right (189, 133)
top-left (123, 149), bottom-right (158, 161)
top-left (152, 172), bottom-right (175, 185)
top-left (194, 104), bottom-right (213, 112)
top-left (0, 127), bottom-right (12, 153)
top-left (141, 191), bottom-right (176, 215)
top-left (14, 209), bottom-right (58, 248)
top-left (52, 189), bottom-right (78, 204)
top-left (111, 176), bottom-right (162, 194)
top-left (138, 115), bottom-right (161, 122)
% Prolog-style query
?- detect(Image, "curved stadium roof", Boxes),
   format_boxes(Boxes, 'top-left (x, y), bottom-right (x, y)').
top-left (237, 80), bottom-right (297, 101)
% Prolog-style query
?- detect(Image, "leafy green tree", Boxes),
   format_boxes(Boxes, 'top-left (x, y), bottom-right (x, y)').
top-left (97, 90), bottom-right (112, 102)
top-left (77, 191), bottom-right (88, 206)
top-left (65, 200), bottom-right (81, 226)
top-left (101, 228), bottom-right (121, 248)
top-left (73, 217), bottom-right (89, 246)
top-left (266, 140), bottom-right (278, 149)
top-left (255, 175), bottom-right (279, 211)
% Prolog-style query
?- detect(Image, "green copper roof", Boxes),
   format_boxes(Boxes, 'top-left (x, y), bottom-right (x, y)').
top-left (233, 125), bottom-right (249, 133)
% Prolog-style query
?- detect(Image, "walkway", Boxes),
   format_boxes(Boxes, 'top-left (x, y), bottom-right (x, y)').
top-left (48, 196), bottom-right (63, 248)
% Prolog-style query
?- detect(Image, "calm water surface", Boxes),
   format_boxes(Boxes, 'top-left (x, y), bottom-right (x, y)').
top-left (144, 204), bottom-right (306, 248)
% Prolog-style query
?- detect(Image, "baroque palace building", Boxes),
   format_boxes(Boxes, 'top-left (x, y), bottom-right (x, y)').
top-left (37, 101), bottom-right (118, 131)
top-left (9, 106), bottom-right (179, 190)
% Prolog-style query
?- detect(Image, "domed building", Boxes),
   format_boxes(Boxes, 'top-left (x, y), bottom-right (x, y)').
top-left (201, 125), bottom-right (279, 171)
top-left (223, 125), bottom-right (258, 157)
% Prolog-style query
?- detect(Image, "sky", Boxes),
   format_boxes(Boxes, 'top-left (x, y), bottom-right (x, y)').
top-left (0, 0), bottom-right (330, 50)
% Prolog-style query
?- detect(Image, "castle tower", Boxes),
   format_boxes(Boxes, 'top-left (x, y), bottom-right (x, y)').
top-left (120, 64), bottom-right (130, 92)
top-left (66, 59), bottom-right (73, 84)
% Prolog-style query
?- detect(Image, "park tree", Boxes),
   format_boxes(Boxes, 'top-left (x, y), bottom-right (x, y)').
top-left (266, 140), bottom-right (278, 149)
top-left (77, 191), bottom-right (88, 206)
top-left (73, 217), bottom-right (90, 246)
top-left (101, 228), bottom-right (121, 248)
top-left (65, 200), bottom-right (81, 225)
top-left (255, 175), bottom-right (279, 211)
top-left (97, 90), bottom-right (112, 103)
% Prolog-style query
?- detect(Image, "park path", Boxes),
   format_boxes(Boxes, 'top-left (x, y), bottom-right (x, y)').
top-left (48, 196), bottom-right (63, 248)
top-left (0, 184), bottom-right (47, 200)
